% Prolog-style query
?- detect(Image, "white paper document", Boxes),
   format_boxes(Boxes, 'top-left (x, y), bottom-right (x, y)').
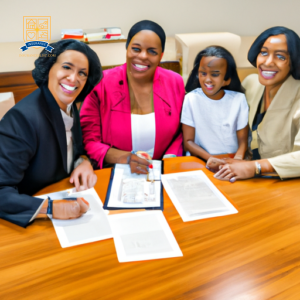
top-left (161, 171), bottom-right (238, 222)
top-left (108, 211), bottom-right (183, 262)
top-left (36, 188), bottom-right (112, 248)
top-left (106, 162), bottom-right (162, 209)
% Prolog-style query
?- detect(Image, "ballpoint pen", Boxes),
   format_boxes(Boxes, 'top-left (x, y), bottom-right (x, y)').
top-left (148, 164), bottom-right (155, 201)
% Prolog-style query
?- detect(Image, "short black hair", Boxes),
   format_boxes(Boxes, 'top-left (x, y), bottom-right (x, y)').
top-left (185, 46), bottom-right (244, 93)
top-left (248, 26), bottom-right (300, 79)
top-left (126, 20), bottom-right (166, 52)
top-left (32, 39), bottom-right (102, 102)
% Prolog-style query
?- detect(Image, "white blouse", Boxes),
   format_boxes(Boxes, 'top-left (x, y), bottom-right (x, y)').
top-left (60, 106), bottom-right (73, 173)
top-left (131, 112), bottom-right (156, 156)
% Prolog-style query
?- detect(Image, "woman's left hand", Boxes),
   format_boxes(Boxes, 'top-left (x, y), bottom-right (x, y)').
top-left (52, 197), bottom-right (90, 219)
top-left (70, 159), bottom-right (97, 191)
top-left (213, 160), bottom-right (256, 182)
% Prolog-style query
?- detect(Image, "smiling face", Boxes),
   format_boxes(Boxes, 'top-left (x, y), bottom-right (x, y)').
top-left (256, 34), bottom-right (290, 88)
top-left (48, 50), bottom-right (89, 112)
top-left (198, 56), bottom-right (231, 100)
top-left (126, 30), bottom-right (163, 81)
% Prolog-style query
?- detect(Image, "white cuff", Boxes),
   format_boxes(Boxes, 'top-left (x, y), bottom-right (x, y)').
top-left (29, 198), bottom-right (48, 222)
top-left (74, 157), bottom-right (85, 169)
top-left (163, 154), bottom-right (177, 158)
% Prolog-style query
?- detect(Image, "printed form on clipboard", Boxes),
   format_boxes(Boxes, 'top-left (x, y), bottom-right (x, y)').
top-left (104, 161), bottom-right (163, 210)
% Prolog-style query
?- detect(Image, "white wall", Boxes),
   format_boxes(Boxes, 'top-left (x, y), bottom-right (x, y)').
top-left (1, 0), bottom-right (300, 43)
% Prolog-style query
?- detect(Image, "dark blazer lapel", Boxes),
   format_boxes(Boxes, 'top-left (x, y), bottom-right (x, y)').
top-left (40, 85), bottom-right (68, 173)
top-left (71, 103), bottom-right (84, 167)
top-left (248, 82), bottom-right (264, 129)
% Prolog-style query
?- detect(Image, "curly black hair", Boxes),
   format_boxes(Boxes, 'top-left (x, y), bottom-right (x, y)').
top-left (32, 39), bottom-right (102, 102)
top-left (248, 26), bottom-right (300, 80)
top-left (185, 45), bottom-right (244, 94)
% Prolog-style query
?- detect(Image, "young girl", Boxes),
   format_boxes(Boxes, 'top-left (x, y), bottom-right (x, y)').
top-left (181, 46), bottom-right (249, 160)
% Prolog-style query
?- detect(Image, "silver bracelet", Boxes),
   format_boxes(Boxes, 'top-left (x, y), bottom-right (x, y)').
top-left (255, 161), bottom-right (261, 176)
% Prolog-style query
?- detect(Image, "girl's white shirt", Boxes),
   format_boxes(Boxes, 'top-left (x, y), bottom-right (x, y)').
top-left (181, 88), bottom-right (249, 155)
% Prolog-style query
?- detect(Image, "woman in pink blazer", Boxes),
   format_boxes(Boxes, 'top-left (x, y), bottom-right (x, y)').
top-left (80, 20), bottom-right (185, 173)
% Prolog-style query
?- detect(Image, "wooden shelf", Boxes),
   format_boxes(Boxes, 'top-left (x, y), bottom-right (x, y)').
top-left (86, 39), bottom-right (127, 45)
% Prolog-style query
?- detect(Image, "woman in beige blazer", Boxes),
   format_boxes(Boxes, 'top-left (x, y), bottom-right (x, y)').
top-left (207, 26), bottom-right (300, 181)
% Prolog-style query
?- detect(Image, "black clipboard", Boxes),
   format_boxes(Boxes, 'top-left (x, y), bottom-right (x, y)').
top-left (103, 160), bottom-right (164, 211)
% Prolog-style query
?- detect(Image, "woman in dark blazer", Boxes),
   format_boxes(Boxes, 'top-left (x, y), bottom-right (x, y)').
top-left (0, 40), bottom-right (102, 227)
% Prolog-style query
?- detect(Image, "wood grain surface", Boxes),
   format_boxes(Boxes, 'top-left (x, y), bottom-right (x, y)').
top-left (0, 71), bottom-right (38, 104)
top-left (1, 156), bottom-right (300, 300)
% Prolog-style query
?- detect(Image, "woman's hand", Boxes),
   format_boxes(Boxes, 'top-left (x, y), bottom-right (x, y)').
top-left (106, 149), bottom-right (150, 174)
top-left (206, 157), bottom-right (244, 173)
top-left (52, 197), bottom-right (89, 219)
top-left (206, 157), bottom-right (227, 173)
top-left (213, 160), bottom-right (256, 182)
top-left (206, 157), bottom-right (226, 173)
top-left (127, 153), bottom-right (150, 174)
top-left (115, 151), bottom-right (151, 174)
top-left (70, 159), bottom-right (97, 191)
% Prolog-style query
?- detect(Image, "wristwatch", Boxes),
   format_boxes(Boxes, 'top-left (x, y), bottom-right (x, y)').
top-left (47, 197), bottom-right (53, 214)
top-left (47, 197), bottom-right (77, 215)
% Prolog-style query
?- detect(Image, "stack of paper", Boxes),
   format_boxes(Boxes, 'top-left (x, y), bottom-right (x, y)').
top-left (108, 211), bottom-right (182, 262)
top-left (86, 27), bottom-right (123, 41)
top-left (61, 29), bottom-right (85, 41)
top-left (161, 170), bottom-right (238, 222)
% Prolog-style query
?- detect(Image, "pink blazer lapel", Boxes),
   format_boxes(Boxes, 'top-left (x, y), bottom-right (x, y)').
top-left (152, 69), bottom-right (172, 158)
top-left (109, 64), bottom-right (132, 151)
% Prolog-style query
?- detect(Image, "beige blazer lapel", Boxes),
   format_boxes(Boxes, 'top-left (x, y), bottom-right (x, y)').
top-left (243, 74), bottom-right (264, 129)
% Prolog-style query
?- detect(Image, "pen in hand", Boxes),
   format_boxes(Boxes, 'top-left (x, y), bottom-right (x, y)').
top-left (148, 164), bottom-right (155, 201)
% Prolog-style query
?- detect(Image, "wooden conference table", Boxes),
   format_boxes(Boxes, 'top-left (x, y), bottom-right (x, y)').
top-left (1, 156), bottom-right (300, 299)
